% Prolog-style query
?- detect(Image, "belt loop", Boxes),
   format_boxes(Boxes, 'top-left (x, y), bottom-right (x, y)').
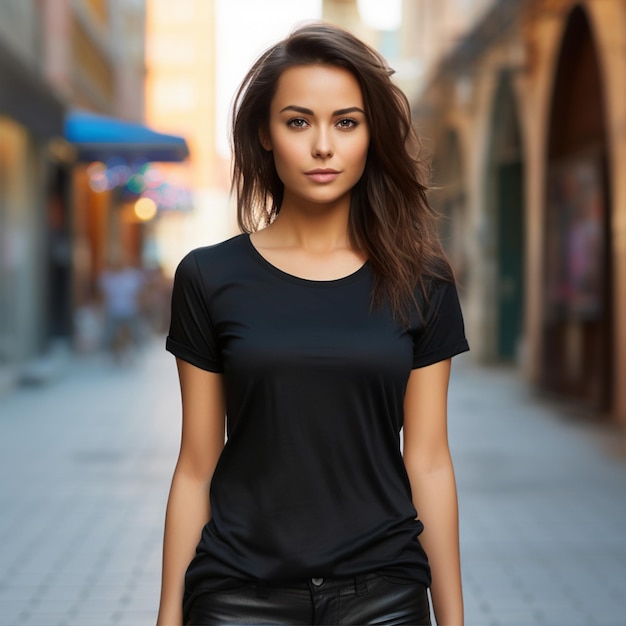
top-left (256, 580), bottom-right (269, 599)
top-left (355, 574), bottom-right (368, 596)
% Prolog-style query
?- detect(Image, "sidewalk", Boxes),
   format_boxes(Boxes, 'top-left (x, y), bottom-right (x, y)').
top-left (450, 357), bottom-right (626, 626)
top-left (0, 340), bottom-right (180, 626)
top-left (0, 342), bottom-right (625, 625)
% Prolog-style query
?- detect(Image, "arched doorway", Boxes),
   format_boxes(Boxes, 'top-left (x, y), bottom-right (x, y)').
top-left (487, 72), bottom-right (525, 362)
top-left (543, 6), bottom-right (612, 412)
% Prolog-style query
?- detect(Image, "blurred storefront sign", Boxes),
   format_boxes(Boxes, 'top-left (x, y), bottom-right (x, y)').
top-left (84, 161), bottom-right (193, 215)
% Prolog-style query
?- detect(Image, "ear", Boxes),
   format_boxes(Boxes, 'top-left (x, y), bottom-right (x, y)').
top-left (258, 127), bottom-right (272, 151)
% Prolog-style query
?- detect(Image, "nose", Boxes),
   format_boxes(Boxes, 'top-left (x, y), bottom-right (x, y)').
top-left (312, 127), bottom-right (333, 158)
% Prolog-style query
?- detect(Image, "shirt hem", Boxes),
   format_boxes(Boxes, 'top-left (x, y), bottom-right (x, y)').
top-left (412, 339), bottom-right (470, 369)
top-left (165, 336), bottom-right (223, 373)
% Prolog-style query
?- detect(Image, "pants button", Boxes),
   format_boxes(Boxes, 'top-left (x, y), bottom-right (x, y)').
top-left (311, 577), bottom-right (324, 587)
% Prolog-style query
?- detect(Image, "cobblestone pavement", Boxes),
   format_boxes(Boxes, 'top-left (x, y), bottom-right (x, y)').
top-left (0, 340), bottom-right (625, 626)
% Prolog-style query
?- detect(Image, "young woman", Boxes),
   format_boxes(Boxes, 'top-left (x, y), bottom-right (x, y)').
top-left (157, 22), bottom-right (469, 626)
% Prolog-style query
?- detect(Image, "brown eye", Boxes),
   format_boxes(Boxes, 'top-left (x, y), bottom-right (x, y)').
top-left (336, 118), bottom-right (358, 130)
top-left (287, 118), bottom-right (309, 129)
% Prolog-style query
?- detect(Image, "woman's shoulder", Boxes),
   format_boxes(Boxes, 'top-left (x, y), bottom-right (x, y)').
top-left (173, 233), bottom-right (250, 289)
top-left (409, 258), bottom-right (461, 323)
top-left (182, 233), bottom-right (248, 266)
top-left (413, 258), bottom-right (455, 299)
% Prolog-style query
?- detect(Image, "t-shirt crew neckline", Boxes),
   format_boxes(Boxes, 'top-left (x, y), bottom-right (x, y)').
top-left (244, 233), bottom-right (369, 287)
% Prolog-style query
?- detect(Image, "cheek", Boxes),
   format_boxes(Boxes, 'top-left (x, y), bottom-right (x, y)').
top-left (271, 147), bottom-right (296, 181)
top-left (271, 134), bottom-right (303, 170)
top-left (350, 136), bottom-right (370, 172)
top-left (270, 142), bottom-right (304, 188)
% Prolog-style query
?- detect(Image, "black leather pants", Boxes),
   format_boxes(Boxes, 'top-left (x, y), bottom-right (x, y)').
top-left (185, 572), bottom-right (431, 625)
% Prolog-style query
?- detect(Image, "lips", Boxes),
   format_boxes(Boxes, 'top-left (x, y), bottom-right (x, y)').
top-left (305, 169), bottom-right (340, 183)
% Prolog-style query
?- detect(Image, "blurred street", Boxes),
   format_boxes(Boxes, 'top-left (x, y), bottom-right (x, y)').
top-left (2, 1), bottom-right (626, 623)
top-left (0, 342), bottom-right (625, 626)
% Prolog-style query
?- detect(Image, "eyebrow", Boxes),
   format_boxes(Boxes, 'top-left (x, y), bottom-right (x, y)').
top-left (279, 105), bottom-right (365, 116)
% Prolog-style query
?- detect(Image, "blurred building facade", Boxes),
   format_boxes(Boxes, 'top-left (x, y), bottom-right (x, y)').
top-left (323, 0), bottom-right (414, 95)
top-left (0, 0), bottom-right (157, 389)
top-left (0, 1), bottom-right (69, 389)
top-left (145, 0), bottom-right (236, 278)
top-left (411, 0), bottom-right (626, 425)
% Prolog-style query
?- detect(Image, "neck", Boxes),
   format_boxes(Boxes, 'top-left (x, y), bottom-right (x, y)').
top-left (271, 192), bottom-right (353, 253)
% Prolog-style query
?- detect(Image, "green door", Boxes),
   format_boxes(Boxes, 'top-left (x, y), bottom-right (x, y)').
top-left (497, 162), bottom-right (524, 361)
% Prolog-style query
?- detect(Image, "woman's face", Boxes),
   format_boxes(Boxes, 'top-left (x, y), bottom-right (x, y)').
top-left (262, 64), bottom-right (370, 210)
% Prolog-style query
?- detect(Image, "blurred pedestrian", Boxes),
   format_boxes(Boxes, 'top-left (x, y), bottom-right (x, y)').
top-left (158, 22), bottom-right (468, 626)
top-left (141, 263), bottom-right (172, 335)
top-left (98, 255), bottom-right (145, 364)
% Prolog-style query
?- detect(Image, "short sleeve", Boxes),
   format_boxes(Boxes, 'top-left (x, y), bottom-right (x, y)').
top-left (165, 250), bottom-right (223, 372)
top-left (410, 279), bottom-right (469, 369)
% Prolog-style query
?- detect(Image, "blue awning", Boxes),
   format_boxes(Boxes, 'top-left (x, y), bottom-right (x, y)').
top-left (64, 110), bottom-right (189, 163)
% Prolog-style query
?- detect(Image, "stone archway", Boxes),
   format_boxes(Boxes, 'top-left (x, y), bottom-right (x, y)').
top-left (543, 5), bottom-right (612, 412)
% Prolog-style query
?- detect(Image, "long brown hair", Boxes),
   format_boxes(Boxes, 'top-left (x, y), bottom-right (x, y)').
top-left (231, 22), bottom-right (452, 323)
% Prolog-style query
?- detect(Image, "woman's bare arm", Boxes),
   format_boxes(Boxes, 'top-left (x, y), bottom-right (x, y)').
top-left (403, 359), bottom-right (463, 626)
top-left (156, 359), bottom-right (226, 626)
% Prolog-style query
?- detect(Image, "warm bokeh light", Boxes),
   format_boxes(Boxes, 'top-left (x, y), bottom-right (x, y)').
top-left (134, 197), bottom-right (158, 221)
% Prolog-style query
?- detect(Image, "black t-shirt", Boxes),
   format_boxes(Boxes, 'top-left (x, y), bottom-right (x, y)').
top-left (166, 233), bottom-right (469, 610)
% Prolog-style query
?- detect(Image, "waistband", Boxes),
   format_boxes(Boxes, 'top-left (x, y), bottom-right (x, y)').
top-left (256, 573), bottom-right (369, 598)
